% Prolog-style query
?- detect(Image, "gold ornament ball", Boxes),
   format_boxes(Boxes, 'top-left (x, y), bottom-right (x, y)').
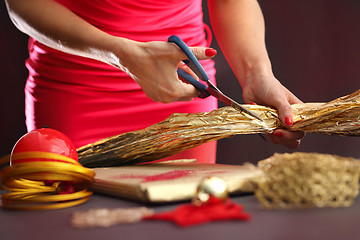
top-left (193, 176), bottom-right (229, 205)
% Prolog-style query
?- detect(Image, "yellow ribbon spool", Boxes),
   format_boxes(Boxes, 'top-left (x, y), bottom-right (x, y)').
top-left (1, 151), bottom-right (95, 210)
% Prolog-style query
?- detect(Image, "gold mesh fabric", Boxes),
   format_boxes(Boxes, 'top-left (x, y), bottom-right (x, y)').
top-left (255, 152), bottom-right (360, 209)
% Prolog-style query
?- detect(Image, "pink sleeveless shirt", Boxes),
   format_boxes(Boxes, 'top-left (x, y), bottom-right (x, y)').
top-left (24, 0), bottom-right (217, 162)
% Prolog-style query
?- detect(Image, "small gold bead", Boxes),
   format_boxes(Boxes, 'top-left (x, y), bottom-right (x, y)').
top-left (192, 176), bottom-right (228, 206)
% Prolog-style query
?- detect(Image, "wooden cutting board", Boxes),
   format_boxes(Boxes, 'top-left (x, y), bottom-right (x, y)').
top-left (92, 160), bottom-right (263, 203)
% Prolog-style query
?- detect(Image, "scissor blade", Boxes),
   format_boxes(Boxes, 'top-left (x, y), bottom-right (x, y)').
top-left (230, 102), bottom-right (264, 122)
top-left (206, 86), bottom-right (264, 122)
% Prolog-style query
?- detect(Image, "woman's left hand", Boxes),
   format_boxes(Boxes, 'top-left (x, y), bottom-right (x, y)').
top-left (242, 72), bottom-right (305, 148)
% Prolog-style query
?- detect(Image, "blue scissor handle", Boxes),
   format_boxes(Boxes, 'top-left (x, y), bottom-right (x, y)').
top-left (168, 35), bottom-right (210, 82)
top-left (177, 69), bottom-right (210, 98)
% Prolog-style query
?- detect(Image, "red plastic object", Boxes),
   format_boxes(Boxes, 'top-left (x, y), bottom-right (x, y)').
top-left (10, 128), bottom-right (78, 165)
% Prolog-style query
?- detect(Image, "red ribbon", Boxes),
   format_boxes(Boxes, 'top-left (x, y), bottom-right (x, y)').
top-left (144, 199), bottom-right (250, 227)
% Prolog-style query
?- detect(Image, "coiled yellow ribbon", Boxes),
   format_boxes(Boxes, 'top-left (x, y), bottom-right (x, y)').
top-left (1, 151), bottom-right (95, 210)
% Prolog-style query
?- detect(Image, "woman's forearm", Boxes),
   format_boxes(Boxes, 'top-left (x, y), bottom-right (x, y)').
top-left (5, 0), bottom-right (130, 70)
top-left (5, 0), bottom-right (218, 103)
top-left (208, 0), bottom-right (273, 88)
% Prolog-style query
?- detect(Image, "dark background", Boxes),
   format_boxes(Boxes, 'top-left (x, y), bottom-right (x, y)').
top-left (1, 0), bottom-right (360, 164)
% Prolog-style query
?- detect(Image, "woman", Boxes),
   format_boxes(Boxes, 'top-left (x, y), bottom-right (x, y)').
top-left (5, 0), bottom-right (304, 163)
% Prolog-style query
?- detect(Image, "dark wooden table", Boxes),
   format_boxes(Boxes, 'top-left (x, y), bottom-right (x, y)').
top-left (1, 192), bottom-right (359, 240)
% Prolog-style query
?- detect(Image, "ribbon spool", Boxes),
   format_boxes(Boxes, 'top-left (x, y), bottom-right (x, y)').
top-left (0, 128), bottom-right (95, 210)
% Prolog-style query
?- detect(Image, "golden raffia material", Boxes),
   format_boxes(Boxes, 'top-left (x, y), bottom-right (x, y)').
top-left (254, 152), bottom-right (360, 209)
top-left (77, 89), bottom-right (360, 167)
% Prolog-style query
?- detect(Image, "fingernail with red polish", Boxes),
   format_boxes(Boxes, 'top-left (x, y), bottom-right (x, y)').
top-left (273, 131), bottom-right (283, 137)
top-left (250, 102), bottom-right (256, 105)
top-left (205, 48), bottom-right (217, 57)
top-left (284, 116), bottom-right (293, 126)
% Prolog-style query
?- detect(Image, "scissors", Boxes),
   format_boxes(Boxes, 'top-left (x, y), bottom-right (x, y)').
top-left (168, 35), bottom-right (264, 122)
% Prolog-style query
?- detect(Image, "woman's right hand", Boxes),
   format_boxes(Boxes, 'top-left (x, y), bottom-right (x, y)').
top-left (109, 38), bottom-right (217, 103)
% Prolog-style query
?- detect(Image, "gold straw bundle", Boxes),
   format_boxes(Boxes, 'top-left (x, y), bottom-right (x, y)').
top-left (77, 90), bottom-right (360, 167)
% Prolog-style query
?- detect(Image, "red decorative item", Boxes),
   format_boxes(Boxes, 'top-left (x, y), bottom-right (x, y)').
top-left (144, 199), bottom-right (251, 227)
top-left (10, 128), bottom-right (78, 165)
top-left (9, 128), bottom-right (79, 194)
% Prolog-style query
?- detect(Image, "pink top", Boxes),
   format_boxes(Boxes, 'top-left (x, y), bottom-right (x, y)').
top-left (24, 0), bottom-right (217, 163)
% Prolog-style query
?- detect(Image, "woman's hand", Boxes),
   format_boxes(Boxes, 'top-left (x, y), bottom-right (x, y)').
top-left (208, 0), bottom-right (305, 148)
top-left (242, 72), bottom-right (305, 148)
top-left (111, 39), bottom-right (217, 103)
